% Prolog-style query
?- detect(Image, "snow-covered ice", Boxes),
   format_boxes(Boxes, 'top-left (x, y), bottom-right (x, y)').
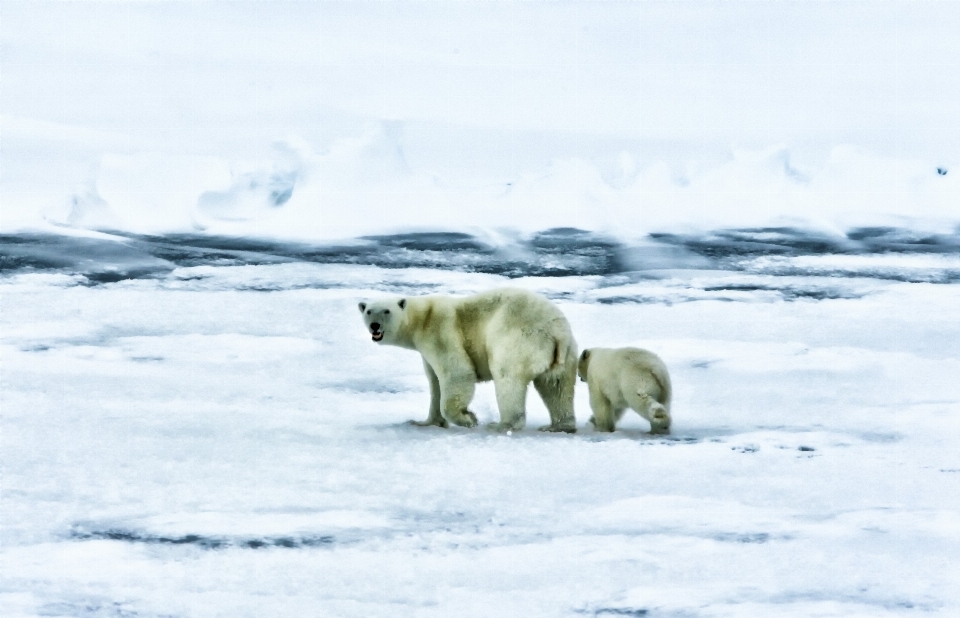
top-left (4, 2), bottom-right (960, 239)
top-left (2, 248), bottom-right (959, 616)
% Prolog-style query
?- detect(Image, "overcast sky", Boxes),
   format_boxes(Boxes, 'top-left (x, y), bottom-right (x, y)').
top-left (4, 1), bottom-right (959, 157)
top-left (3, 1), bottom-right (959, 234)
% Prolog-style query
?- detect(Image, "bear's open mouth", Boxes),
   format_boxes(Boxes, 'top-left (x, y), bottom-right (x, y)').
top-left (371, 331), bottom-right (383, 342)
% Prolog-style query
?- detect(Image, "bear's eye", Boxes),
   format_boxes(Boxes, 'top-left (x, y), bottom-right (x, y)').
top-left (366, 310), bottom-right (371, 315)
top-left (384, 309), bottom-right (390, 315)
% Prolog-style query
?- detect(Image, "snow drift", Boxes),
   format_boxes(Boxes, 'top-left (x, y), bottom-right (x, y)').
top-left (20, 126), bottom-right (960, 243)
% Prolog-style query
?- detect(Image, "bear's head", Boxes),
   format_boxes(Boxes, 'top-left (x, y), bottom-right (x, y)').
top-left (358, 298), bottom-right (407, 344)
top-left (577, 349), bottom-right (592, 382)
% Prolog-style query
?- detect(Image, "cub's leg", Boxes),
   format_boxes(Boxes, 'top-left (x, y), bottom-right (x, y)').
top-left (409, 360), bottom-right (448, 428)
top-left (488, 376), bottom-right (528, 432)
top-left (533, 371), bottom-right (576, 433)
top-left (627, 391), bottom-right (671, 434)
top-left (589, 388), bottom-right (617, 432)
top-left (439, 372), bottom-right (479, 428)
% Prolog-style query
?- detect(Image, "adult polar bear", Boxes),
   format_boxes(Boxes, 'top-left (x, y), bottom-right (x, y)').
top-left (359, 288), bottom-right (578, 433)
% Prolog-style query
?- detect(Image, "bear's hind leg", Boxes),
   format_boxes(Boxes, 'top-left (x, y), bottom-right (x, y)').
top-left (628, 391), bottom-right (671, 435)
top-left (488, 377), bottom-right (528, 432)
top-left (534, 372), bottom-right (576, 433)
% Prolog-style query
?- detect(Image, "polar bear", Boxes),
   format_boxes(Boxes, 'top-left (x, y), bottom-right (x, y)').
top-left (359, 288), bottom-right (578, 433)
top-left (578, 347), bottom-right (672, 434)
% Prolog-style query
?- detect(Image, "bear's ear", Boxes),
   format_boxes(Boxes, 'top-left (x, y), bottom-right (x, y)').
top-left (358, 302), bottom-right (367, 313)
top-left (580, 349), bottom-right (591, 360)
top-left (397, 298), bottom-right (406, 310)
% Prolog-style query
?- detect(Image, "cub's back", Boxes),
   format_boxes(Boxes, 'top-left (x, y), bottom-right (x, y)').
top-left (591, 347), bottom-right (671, 406)
top-left (621, 347), bottom-right (672, 406)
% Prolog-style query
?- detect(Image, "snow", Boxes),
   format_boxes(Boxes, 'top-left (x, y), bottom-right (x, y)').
top-left (2, 1), bottom-right (960, 616)
top-left (3, 261), bottom-right (960, 616)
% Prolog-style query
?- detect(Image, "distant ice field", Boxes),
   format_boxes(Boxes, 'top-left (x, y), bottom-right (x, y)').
top-left (3, 232), bottom-right (959, 617)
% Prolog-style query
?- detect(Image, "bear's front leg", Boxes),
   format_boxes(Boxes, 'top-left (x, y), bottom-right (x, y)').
top-left (439, 372), bottom-right (478, 428)
top-left (409, 359), bottom-right (448, 428)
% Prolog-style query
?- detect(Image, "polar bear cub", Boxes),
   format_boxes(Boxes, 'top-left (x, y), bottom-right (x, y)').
top-left (359, 288), bottom-right (578, 433)
top-left (578, 347), bottom-right (672, 434)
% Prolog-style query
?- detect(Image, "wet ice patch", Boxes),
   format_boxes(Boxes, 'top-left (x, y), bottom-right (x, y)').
top-left (744, 253), bottom-right (960, 283)
top-left (567, 271), bottom-right (884, 306)
top-left (69, 510), bottom-right (393, 550)
top-left (653, 226), bottom-right (960, 259)
top-left (160, 262), bottom-right (504, 295)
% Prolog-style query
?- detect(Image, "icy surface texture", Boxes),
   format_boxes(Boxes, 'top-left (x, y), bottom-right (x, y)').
top-left (3, 254), bottom-right (959, 616)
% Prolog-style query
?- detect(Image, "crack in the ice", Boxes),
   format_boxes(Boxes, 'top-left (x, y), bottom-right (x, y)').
top-left (699, 283), bottom-right (867, 301)
top-left (764, 590), bottom-right (941, 612)
top-left (70, 527), bottom-right (334, 550)
top-left (577, 609), bottom-right (649, 616)
top-left (37, 600), bottom-right (166, 618)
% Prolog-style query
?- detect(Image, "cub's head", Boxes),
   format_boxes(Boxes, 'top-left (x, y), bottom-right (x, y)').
top-left (578, 349), bottom-right (592, 382)
top-left (358, 298), bottom-right (407, 344)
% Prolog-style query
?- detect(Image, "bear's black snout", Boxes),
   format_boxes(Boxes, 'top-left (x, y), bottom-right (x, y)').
top-left (370, 322), bottom-right (381, 332)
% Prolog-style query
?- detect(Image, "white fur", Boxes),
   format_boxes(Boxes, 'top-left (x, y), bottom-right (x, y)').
top-left (359, 288), bottom-right (578, 432)
top-left (578, 347), bottom-right (672, 434)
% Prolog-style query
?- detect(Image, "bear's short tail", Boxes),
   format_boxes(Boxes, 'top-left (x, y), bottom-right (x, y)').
top-left (543, 317), bottom-right (575, 374)
top-left (550, 335), bottom-right (573, 372)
